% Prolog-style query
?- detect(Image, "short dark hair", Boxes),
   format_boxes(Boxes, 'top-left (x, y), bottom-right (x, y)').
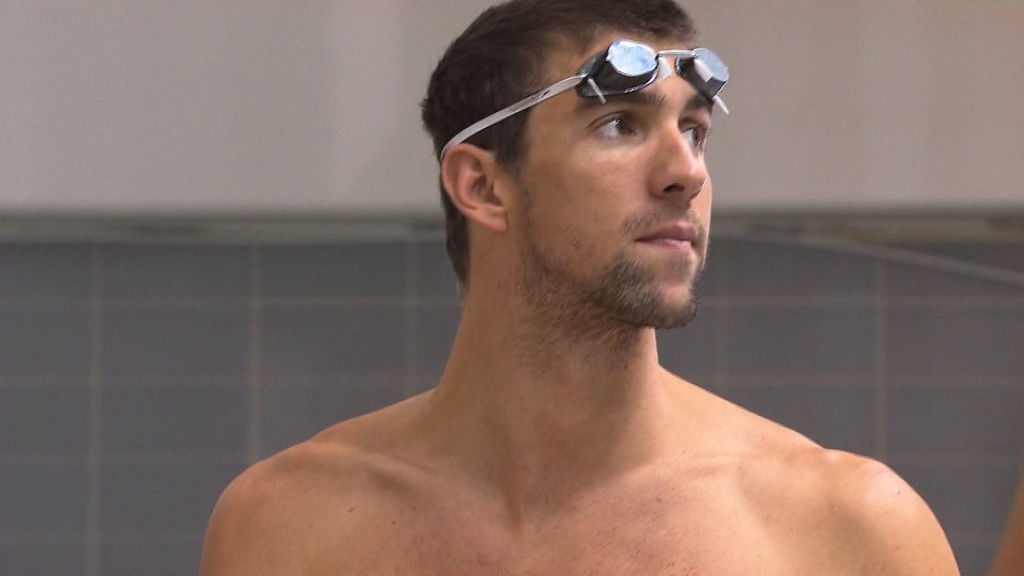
top-left (421, 0), bottom-right (698, 288)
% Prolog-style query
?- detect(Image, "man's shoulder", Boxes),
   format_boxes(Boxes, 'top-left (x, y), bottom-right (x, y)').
top-left (756, 444), bottom-right (923, 519)
top-left (198, 437), bottom-right (380, 575)
top-left (738, 443), bottom-right (959, 574)
top-left (221, 437), bottom-right (367, 512)
top-left (687, 387), bottom-right (962, 574)
top-left (813, 450), bottom-right (958, 573)
top-left (687, 379), bottom-right (947, 543)
top-left (210, 391), bottom-right (429, 513)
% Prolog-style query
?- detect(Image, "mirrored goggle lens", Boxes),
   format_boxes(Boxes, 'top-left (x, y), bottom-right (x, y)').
top-left (677, 47), bottom-right (729, 100)
top-left (577, 40), bottom-right (658, 98)
top-left (608, 40), bottom-right (658, 76)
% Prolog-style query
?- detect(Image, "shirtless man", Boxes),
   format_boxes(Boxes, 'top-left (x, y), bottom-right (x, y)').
top-left (199, 0), bottom-right (960, 573)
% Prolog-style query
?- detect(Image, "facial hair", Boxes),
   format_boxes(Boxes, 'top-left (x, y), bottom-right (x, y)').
top-left (517, 207), bottom-right (705, 334)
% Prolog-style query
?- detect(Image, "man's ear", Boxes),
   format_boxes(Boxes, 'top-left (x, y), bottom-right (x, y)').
top-left (439, 145), bottom-right (509, 234)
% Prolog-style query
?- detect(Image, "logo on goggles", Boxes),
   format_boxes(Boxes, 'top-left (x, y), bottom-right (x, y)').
top-left (509, 88), bottom-right (555, 114)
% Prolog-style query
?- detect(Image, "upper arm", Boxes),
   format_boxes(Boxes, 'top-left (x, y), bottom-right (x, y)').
top-left (830, 457), bottom-right (960, 575)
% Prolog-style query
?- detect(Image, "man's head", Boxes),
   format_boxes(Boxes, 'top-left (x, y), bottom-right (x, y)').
top-left (421, 0), bottom-right (720, 329)
top-left (422, 0), bottom-right (700, 280)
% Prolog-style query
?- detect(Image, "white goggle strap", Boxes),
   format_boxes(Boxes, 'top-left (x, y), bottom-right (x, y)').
top-left (440, 74), bottom-right (587, 160)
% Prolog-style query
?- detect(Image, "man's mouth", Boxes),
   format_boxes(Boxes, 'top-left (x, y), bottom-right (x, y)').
top-left (636, 223), bottom-right (700, 252)
top-left (640, 238), bottom-right (693, 250)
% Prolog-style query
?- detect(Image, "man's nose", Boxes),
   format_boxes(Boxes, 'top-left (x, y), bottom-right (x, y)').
top-left (650, 126), bottom-right (708, 202)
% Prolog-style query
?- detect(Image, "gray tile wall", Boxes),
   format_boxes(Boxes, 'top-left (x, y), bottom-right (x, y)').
top-left (0, 237), bottom-right (1020, 576)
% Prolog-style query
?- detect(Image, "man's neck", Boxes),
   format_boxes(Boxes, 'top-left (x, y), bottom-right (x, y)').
top-left (417, 288), bottom-right (679, 525)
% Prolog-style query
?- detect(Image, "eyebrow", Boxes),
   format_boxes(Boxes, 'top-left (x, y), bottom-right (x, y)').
top-left (574, 90), bottom-right (712, 115)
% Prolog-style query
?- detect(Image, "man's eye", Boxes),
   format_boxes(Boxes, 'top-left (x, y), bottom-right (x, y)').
top-left (682, 126), bottom-right (708, 151)
top-left (595, 116), bottom-right (636, 139)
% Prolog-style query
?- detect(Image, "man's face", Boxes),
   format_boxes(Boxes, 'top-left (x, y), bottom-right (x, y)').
top-left (507, 33), bottom-right (715, 329)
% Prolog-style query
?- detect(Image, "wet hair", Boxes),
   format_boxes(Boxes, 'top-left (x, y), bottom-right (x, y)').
top-left (421, 0), bottom-right (697, 288)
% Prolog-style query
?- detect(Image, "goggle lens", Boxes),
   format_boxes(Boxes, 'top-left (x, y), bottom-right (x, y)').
top-left (608, 41), bottom-right (659, 77)
top-left (678, 47), bottom-right (729, 102)
top-left (577, 40), bottom-right (728, 104)
top-left (578, 41), bottom-right (657, 97)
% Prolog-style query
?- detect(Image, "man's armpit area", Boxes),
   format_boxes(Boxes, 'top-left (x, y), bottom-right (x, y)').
top-left (828, 455), bottom-right (961, 575)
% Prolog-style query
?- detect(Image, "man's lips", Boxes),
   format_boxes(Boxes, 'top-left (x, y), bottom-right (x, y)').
top-left (635, 222), bottom-right (705, 256)
top-left (636, 223), bottom-right (700, 245)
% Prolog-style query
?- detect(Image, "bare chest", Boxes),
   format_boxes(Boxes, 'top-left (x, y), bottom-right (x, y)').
top-left (304, 498), bottom-right (804, 576)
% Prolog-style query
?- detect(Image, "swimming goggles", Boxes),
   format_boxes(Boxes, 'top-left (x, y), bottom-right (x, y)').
top-left (440, 38), bottom-right (729, 160)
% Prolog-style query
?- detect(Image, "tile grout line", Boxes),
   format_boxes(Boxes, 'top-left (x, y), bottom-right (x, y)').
top-left (85, 243), bottom-right (104, 576)
top-left (7, 294), bottom-right (1020, 309)
top-left (247, 246), bottom-right (264, 464)
top-left (873, 260), bottom-right (889, 462)
top-left (887, 453), bottom-right (1024, 466)
top-left (404, 240), bottom-right (419, 398)
top-left (0, 534), bottom-right (90, 546)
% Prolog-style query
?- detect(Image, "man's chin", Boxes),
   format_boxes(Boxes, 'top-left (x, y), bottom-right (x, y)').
top-left (610, 289), bottom-right (699, 329)
top-left (641, 301), bottom-right (699, 330)
top-left (596, 260), bottom-right (703, 328)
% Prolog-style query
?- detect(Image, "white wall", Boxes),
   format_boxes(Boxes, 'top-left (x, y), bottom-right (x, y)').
top-left (1, 0), bottom-right (1022, 217)
top-left (695, 0), bottom-right (1024, 212)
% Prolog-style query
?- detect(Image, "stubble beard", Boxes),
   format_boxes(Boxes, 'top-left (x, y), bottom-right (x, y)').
top-left (596, 253), bottom-right (701, 329)
top-left (517, 219), bottom-right (702, 337)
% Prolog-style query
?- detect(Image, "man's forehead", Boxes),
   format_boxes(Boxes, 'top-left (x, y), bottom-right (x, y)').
top-left (573, 89), bottom-right (712, 116)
